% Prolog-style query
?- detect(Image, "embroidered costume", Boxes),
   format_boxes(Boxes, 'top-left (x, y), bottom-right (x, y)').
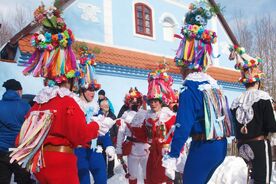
top-left (117, 109), bottom-right (149, 184)
top-left (145, 107), bottom-right (176, 184)
top-left (75, 102), bottom-right (115, 184)
top-left (145, 67), bottom-right (177, 184)
top-left (12, 86), bottom-right (100, 184)
top-left (167, 73), bottom-right (232, 184)
top-left (9, 5), bottom-right (112, 184)
top-left (162, 2), bottom-right (233, 183)
top-left (229, 46), bottom-right (276, 183)
top-left (116, 88), bottom-right (149, 184)
top-left (74, 45), bottom-right (115, 184)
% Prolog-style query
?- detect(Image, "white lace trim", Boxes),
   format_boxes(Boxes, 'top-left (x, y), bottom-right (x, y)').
top-left (231, 89), bottom-right (272, 125)
top-left (231, 89), bottom-right (272, 110)
top-left (33, 86), bottom-right (84, 112)
top-left (198, 83), bottom-right (221, 92)
top-left (146, 107), bottom-right (175, 124)
top-left (78, 98), bottom-right (99, 115)
top-left (131, 109), bottom-right (147, 127)
top-left (185, 72), bottom-right (218, 86)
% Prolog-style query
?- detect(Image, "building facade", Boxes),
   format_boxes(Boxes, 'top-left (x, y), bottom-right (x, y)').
top-left (0, 0), bottom-right (243, 114)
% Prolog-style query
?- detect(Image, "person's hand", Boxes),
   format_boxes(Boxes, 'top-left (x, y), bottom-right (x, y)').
top-left (105, 146), bottom-right (116, 161)
top-left (162, 154), bottom-right (177, 180)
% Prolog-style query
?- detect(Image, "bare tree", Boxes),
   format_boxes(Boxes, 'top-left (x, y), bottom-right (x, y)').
top-left (0, 13), bottom-right (15, 47)
top-left (254, 15), bottom-right (276, 99)
top-left (233, 10), bottom-right (253, 54)
top-left (0, 4), bottom-right (32, 48)
top-left (234, 13), bottom-right (276, 99)
top-left (13, 4), bottom-right (32, 31)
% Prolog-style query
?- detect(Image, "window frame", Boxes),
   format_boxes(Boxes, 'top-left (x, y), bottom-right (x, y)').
top-left (134, 3), bottom-right (153, 37)
top-left (162, 16), bottom-right (176, 42)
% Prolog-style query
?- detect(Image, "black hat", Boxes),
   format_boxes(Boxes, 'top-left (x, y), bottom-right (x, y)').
top-left (2, 79), bottom-right (22, 91)
top-left (98, 89), bottom-right (105, 96)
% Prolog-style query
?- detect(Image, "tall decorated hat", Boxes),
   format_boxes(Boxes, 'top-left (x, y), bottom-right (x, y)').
top-left (174, 0), bottom-right (220, 72)
top-left (229, 45), bottom-right (264, 84)
top-left (77, 45), bottom-right (101, 91)
top-left (124, 87), bottom-right (143, 107)
top-left (22, 3), bottom-right (78, 83)
top-left (147, 63), bottom-right (177, 106)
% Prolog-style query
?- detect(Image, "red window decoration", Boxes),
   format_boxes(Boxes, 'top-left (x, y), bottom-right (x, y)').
top-left (135, 3), bottom-right (153, 37)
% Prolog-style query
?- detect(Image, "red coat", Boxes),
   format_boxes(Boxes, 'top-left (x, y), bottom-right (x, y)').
top-left (29, 95), bottom-right (99, 148)
top-left (146, 115), bottom-right (176, 184)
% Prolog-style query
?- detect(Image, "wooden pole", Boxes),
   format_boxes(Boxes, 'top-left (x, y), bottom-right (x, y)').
top-left (208, 0), bottom-right (240, 46)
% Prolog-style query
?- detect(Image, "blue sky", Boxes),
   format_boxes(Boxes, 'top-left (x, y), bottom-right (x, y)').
top-left (0, 0), bottom-right (275, 27)
top-left (216, 0), bottom-right (276, 26)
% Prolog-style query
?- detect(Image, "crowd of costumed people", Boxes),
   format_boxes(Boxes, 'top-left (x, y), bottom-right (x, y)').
top-left (0, 0), bottom-right (276, 184)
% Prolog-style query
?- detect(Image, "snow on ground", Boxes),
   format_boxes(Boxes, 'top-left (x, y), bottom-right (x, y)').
top-left (107, 157), bottom-right (145, 184)
top-left (11, 156), bottom-right (276, 183)
top-left (107, 156), bottom-right (276, 184)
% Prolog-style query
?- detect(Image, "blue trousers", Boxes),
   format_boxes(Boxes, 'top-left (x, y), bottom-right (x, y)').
top-left (75, 148), bottom-right (107, 184)
top-left (183, 138), bottom-right (227, 184)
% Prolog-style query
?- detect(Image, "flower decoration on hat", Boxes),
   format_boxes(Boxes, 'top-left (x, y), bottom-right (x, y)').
top-left (124, 87), bottom-right (143, 107)
top-left (147, 63), bottom-right (177, 106)
top-left (174, 0), bottom-right (221, 72)
top-left (23, 2), bottom-right (78, 83)
top-left (78, 45), bottom-right (101, 91)
top-left (229, 45), bottom-right (264, 84)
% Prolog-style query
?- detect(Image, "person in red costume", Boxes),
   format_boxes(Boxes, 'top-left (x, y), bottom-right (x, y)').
top-left (29, 82), bottom-right (102, 184)
top-left (116, 87), bottom-right (149, 184)
top-left (145, 65), bottom-right (177, 184)
top-left (9, 3), bottom-right (113, 184)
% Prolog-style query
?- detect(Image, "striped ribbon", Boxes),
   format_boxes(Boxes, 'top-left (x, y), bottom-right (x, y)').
top-left (9, 110), bottom-right (55, 174)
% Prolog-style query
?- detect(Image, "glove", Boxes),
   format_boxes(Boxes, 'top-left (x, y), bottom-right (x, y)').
top-left (176, 152), bottom-right (187, 173)
top-left (92, 115), bottom-right (115, 135)
top-left (162, 154), bottom-right (177, 180)
top-left (105, 146), bottom-right (116, 161)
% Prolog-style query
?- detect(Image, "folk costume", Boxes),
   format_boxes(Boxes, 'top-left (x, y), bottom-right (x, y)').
top-left (9, 4), bottom-right (112, 184)
top-left (162, 1), bottom-right (234, 183)
top-left (145, 67), bottom-right (177, 184)
top-left (75, 46), bottom-right (116, 184)
top-left (229, 46), bottom-right (276, 183)
top-left (116, 88), bottom-right (149, 184)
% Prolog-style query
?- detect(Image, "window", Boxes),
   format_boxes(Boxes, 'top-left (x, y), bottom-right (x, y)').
top-left (135, 3), bottom-right (153, 37)
top-left (162, 17), bottom-right (176, 42)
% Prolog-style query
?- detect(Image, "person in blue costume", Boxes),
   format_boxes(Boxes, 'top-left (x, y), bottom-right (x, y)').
top-left (162, 1), bottom-right (234, 183)
top-left (74, 46), bottom-right (116, 184)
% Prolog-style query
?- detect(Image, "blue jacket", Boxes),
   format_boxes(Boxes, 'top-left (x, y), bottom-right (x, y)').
top-left (169, 79), bottom-right (207, 158)
top-left (0, 90), bottom-right (30, 152)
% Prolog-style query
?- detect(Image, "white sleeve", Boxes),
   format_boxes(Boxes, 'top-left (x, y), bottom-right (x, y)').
top-left (116, 120), bottom-right (127, 154)
top-left (92, 115), bottom-right (115, 135)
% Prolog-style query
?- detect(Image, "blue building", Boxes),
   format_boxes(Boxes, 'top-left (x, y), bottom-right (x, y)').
top-left (0, 0), bottom-right (243, 114)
